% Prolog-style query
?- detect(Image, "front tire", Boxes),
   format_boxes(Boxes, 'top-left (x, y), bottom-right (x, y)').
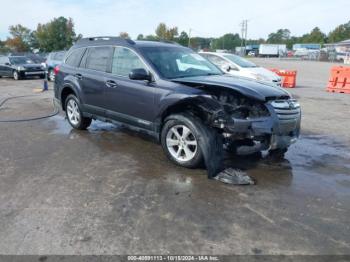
top-left (161, 114), bottom-right (205, 168)
top-left (65, 94), bottom-right (92, 130)
top-left (13, 70), bottom-right (21, 80)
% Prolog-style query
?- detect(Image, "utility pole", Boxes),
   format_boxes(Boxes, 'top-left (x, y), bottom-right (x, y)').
top-left (188, 28), bottom-right (192, 48)
top-left (240, 19), bottom-right (248, 56)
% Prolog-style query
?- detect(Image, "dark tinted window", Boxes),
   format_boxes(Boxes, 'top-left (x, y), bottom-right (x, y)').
top-left (65, 48), bottom-right (86, 67)
top-left (86, 46), bottom-right (112, 72)
top-left (112, 47), bottom-right (146, 77)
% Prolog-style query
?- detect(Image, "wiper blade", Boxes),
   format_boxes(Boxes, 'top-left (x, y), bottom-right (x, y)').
top-left (206, 73), bottom-right (221, 76)
top-left (171, 73), bottom-right (221, 79)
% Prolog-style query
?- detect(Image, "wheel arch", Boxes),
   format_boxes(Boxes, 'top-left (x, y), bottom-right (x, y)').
top-left (157, 96), bottom-right (224, 139)
top-left (60, 85), bottom-right (78, 111)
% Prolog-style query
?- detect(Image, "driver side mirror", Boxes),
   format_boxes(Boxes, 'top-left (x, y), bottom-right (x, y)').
top-left (5, 62), bottom-right (11, 66)
top-left (129, 68), bottom-right (152, 82)
top-left (222, 64), bottom-right (238, 72)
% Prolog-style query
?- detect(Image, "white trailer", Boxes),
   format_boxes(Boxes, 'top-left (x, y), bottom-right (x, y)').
top-left (259, 44), bottom-right (286, 57)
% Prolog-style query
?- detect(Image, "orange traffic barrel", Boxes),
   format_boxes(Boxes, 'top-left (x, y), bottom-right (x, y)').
top-left (326, 66), bottom-right (350, 94)
top-left (269, 69), bottom-right (297, 88)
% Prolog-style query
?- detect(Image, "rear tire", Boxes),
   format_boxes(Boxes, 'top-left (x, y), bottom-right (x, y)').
top-left (65, 94), bottom-right (92, 130)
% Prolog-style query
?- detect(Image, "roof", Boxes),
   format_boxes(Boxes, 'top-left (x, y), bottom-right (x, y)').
top-left (199, 51), bottom-right (233, 56)
top-left (73, 36), bottom-right (183, 49)
top-left (325, 39), bottom-right (350, 46)
top-left (340, 39), bottom-right (350, 44)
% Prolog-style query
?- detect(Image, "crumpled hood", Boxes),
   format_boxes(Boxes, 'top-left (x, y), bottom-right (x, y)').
top-left (172, 74), bottom-right (290, 101)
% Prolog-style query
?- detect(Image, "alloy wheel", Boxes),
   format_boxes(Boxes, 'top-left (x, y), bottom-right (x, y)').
top-left (67, 99), bottom-right (81, 126)
top-left (166, 125), bottom-right (198, 162)
top-left (13, 71), bottom-right (18, 80)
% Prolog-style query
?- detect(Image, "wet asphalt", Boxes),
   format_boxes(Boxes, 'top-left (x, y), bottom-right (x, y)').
top-left (0, 59), bottom-right (350, 255)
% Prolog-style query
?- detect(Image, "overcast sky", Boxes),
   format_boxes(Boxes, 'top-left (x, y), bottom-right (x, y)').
top-left (0, 0), bottom-right (349, 40)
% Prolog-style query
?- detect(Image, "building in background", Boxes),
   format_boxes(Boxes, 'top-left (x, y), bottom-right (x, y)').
top-left (325, 39), bottom-right (350, 62)
top-left (292, 43), bottom-right (321, 51)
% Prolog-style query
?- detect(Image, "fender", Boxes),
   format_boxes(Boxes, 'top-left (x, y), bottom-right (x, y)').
top-left (60, 75), bottom-right (84, 105)
top-left (155, 91), bottom-right (226, 130)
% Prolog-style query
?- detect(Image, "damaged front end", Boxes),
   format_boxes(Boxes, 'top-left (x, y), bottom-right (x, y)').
top-left (171, 78), bottom-right (301, 182)
top-left (210, 90), bottom-right (301, 153)
top-left (172, 80), bottom-right (301, 154)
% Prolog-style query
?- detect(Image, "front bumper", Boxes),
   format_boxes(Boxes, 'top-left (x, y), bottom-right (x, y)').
top-left (224, 100), bottom-right (301, 150)
top-left (19, 70), bottom-right (45, 77)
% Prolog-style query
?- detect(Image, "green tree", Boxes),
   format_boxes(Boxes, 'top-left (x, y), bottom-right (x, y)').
top-left (267, 29), bottom-right (291, 44)
top-left (212, 33), bottom-right (241, 51)
top-left (0, 40), bottom-right (10, 54)
top-left (6, 24), bottom-right (32, 52)
top-left (145, 35), bottom-right (158, 41)
top-left (137, 34), bottom-right (144, 40)
top-left (155, 23), bottom-right (178, 40)
top-left (155, 23), bottom-right (167, 39)
top-left (300, 27), bottom-right (326, 44)
top-left (34, 16), bottom-right (79, 52)
top-left (286, 36), bottom-right (300, 49)
top-left (176, 31), bottom-right (189, 46)
top-left (328, 21), bottom-right (350, 43)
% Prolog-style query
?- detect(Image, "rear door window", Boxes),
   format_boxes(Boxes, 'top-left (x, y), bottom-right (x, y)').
top-left (65, 48), bottom-right (86, 67)
top-left (86, 46), bottom-right (113, 72)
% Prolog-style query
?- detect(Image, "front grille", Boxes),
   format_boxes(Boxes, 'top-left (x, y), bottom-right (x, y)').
top-left (270, 100), bottom-right (301, 133)
top-left (27, 67), bottom-right (43, 71)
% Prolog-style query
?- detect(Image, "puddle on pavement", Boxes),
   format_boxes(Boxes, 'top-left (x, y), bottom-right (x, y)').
top-left (44, 115), bottom-right (350, 192)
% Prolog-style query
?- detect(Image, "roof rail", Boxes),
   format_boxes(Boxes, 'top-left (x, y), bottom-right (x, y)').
top-left (158, 39), bottom-right (181, 46)
top-left (76, 36), bottom-right (135, 46)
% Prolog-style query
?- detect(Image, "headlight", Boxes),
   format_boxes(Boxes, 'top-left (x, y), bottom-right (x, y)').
top-left (17, 66), bottom-right (25, 71)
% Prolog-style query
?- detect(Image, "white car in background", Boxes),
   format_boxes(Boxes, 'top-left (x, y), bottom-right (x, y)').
top-left (199, 52), bottom-right (282, 86)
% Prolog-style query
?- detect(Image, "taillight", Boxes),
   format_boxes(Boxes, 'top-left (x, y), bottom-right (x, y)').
top-left (53, 65), bottom-right (60, 75)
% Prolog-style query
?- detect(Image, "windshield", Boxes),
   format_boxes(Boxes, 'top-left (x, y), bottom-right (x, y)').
top-left (140, 46), bottom-right (223, 79)
top-left (9, 57), bottom-right (34, 65)
top-left (222, 54), bottom-right (257, 68)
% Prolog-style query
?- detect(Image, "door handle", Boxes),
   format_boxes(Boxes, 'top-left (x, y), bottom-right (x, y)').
top-left (75, 73), bottom-right (83, 80)
top-left (105, 80), bottom-right (118, 88)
